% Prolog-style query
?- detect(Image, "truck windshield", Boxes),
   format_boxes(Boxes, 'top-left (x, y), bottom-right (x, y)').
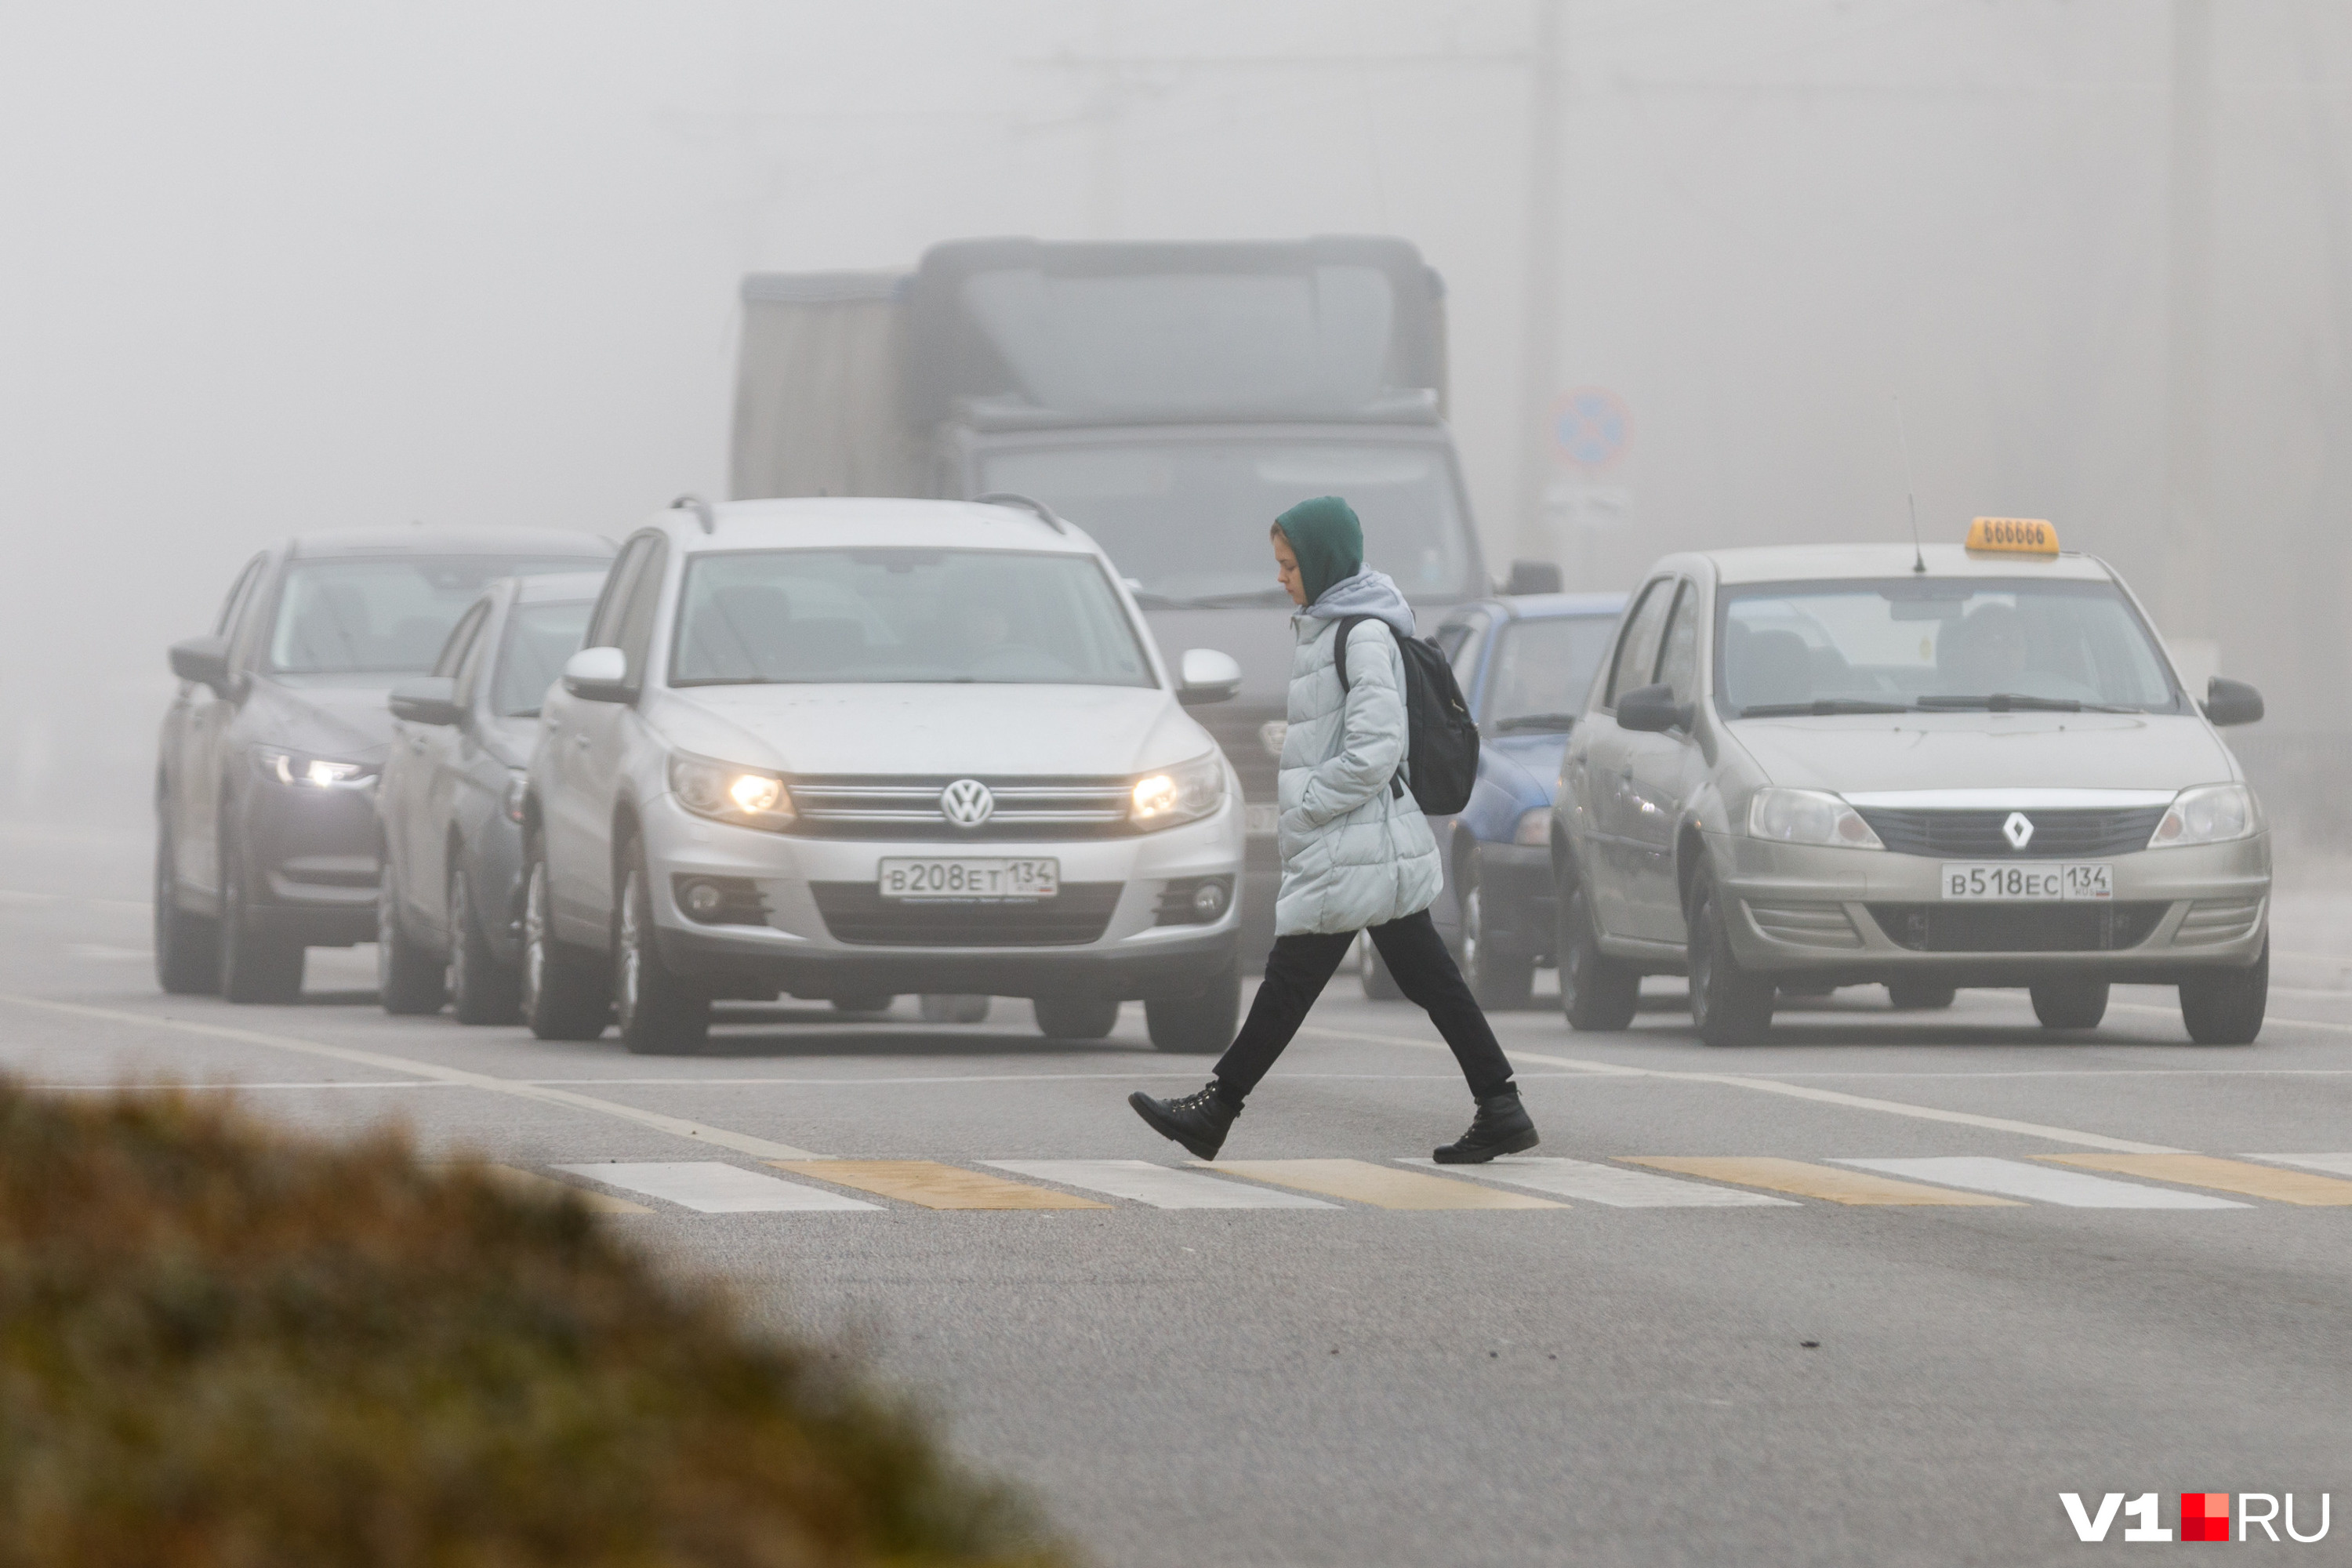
top-left (980, 440), bottom-right (1475, 603)
top-left (1717, 579), bottom-right (2185, 716)
top-left (670, 548), bottom-right (1154, 688)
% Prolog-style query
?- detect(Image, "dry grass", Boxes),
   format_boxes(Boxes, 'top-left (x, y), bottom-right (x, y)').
top-left (0, 1082), bottom-right (1068, 1568)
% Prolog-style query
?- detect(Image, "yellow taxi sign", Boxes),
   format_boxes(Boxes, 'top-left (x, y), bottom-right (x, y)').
top-left (1965, 517), bottom-right (2060, 555)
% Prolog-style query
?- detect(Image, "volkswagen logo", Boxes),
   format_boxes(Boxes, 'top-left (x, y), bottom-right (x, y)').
top-left (939, 779), bottom-right (996, 828)
top-left (2002, 811), bottom-right (2035, 851)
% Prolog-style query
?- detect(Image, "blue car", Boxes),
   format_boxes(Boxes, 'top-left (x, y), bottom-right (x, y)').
top-left (1361, 591), bottom-right (1628, 1007)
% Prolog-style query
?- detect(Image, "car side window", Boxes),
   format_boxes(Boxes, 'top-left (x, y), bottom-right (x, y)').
top-left (586, 537), bottom-right (653, 651)
top-left (1656, 582), bottom-right (1702, 706)
top-left (1439, 615), bottom-right (1486, 690)
top-left (214, 555), bottom-right (265, 636)
top-left (1605, 579), bottom-right (1675, 707)
top-left (454, 608), bottom-right (495, 708)
top-left (433, 601), bottom-right (491, 680)
top-left (613, 537), bottom-right (669, 686)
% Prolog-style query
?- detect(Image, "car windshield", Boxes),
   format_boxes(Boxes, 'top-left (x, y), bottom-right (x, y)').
top-left (978, 439), bottom-right (1475, 603)
top-left (669, 548), bottom-right (1154, 688)
top-left (1717, 579), bottom-right (2184, 716)
top-left (493, 601), bottom-right (594, 717)
top-left (1483, 615), bottom-right (1619, 728)
top-left (267, 556), bottom-right (606, 677)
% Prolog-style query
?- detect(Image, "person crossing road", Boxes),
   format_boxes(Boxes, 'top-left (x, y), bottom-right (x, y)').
top-left (1128, 496), bottom-right (1538, 1164)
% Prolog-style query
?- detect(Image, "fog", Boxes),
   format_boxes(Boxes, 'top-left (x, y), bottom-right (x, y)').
top-left (4, 2), bottom-right (2348, 851)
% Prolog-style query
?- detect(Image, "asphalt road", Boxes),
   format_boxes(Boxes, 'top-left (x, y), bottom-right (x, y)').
top-left (3, 821), bottom-right (2347, 1566)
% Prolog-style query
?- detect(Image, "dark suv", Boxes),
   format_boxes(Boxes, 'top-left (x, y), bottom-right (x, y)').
top-left (156, 529), bottom-right (612, 1001)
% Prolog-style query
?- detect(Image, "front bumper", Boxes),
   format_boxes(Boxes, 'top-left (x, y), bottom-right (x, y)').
top-left (234, 771), bottom-right (382, 946)
top-left (638, 792), bottom-right (1246, 1001)
top-left (1474, 841), bottom-right (1557, 961)
top-left (1708, 829), bottom-right (2271, 985)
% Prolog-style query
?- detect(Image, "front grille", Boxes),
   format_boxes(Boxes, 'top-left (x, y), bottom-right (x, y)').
top-left (789, 775), bottom-right (1131, 841)
top-left (1866, 902), bottom-right (2169, 953)
top-left (1744, 899), bottom-right (1863, 949)
top-left (2173, 896), bottom-right (2263, 946)
top-left (809, 881), bottom-right (1122, 946)
top-left (1853, 807), bottom-right (2168, 859)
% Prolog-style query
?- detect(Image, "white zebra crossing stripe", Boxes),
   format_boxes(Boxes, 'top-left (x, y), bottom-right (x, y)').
top-left (986, 1160), bottom-right (1338, 1210)
top-left (555, 1162), bottom-right (877, 1212)
top-left (1400, 1156), bottom-right (1796, 1207)
top-left (2246, 1153), bottom-right (2352, 1179)
top-left (1836, 1157), bottom-right (2246, 1209)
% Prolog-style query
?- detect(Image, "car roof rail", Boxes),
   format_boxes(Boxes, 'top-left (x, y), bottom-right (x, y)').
top-left (671, 493), bottom-right (717, 534)
top-left (973, 492), bottom-right (1068, 534)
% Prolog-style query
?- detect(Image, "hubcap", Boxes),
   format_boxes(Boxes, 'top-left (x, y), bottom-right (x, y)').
top-left (1461, 887), bottom-right (1483, 982)
top-left (376, 876), bottom-right (397, 992)
top-left (617, 869), bottom-right (642, 1024)
top-left (446, 873), bottom-right (468, 1000)
top-left (523, 862), bottom-right (548, 1012)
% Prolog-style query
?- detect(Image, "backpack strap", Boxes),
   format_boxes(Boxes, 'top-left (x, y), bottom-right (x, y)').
top-left (1330, 615), bottom-right (1406, 800)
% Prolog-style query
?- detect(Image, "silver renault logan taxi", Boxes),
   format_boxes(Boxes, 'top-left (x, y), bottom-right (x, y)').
top-left (1552, 520), bottom-right (2270, 1046)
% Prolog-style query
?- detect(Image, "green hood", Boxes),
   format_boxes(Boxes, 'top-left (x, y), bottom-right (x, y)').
top-left (1274, 495), bottom-right (1364, 604)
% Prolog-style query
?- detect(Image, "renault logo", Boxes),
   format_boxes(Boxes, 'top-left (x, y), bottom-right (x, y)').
top-left (940, 779), bottom-right (996, 828)
top-left (2002, 811), bottom-right (2035, 850)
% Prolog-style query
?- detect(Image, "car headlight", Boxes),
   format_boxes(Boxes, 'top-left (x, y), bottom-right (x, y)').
top-left (504, 771), bottom-right (528, 824)
top-left (668, 752), bottom-right (795, 830)
top-left (1747, 787), bottom-right (1883, 849)
top-left (256, 748), bottom-right (376, 789)
top-left (1130, 751), bottom-right (1227, 831)
top-left (2147, 783), bottom-right (2256, 849)
top-left (1513, 807), bottom-right (1552, 847)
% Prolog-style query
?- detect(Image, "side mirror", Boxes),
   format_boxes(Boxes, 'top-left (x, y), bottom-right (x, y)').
top-left (1176, 647), bottom-right (1243, 706)
top-left (2201, 676), bottom-right (2263, 728)
top-left (1615, 682), bottom-right (1694, 735)
top-left (388, 676), bottom-right (464, 727)
top-left (1503, 559), bottom-right (1565, 597)
top-left (169, 635), bottom-right (231, 695)
top-left (562, 645), bottom-right (633, 703)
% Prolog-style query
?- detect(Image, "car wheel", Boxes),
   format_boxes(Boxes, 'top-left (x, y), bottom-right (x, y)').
top-left (1886, 980), bottom-right (1958, 1011)
top-left (520, 843), bottom-right (608, 1041)
top-left (154, 815), bottom-right (219, 995)
top-left (1034, 993), bottom-right (1120, 1040)
top-left (217, 834), bottom-right (303, 1004)
top-left (447, 864), bottom-right (520, 1025)
top-left (919, 993), bottom-right (991, 1024)
top-left (1145, 962), bottom-right (1240, 1054)
top-left (1359, 931), bottom-right (1403, 1000)
top-left (2179, 941), bottom-right (2267, 1045)
top-left (377, 864), bottom-right (448, 1016)
top-left (1687, 875), bottom-right (1773, 1047)
top-left (2029, 978), bottom-right (2109, 1030)
top-left (614, 850), bottom-right (710, 1054)
top-left (1460, 873), bottom-right (1534, 1011)
top-left (1558, 884), bottom-right (1639, 1032)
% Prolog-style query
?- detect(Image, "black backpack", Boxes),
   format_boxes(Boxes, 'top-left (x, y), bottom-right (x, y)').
top-left (1333, 615), bottom-right (1480, 816)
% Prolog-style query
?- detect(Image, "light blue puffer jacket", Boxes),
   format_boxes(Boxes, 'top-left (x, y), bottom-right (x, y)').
top-left (1273, 570), bottom-right (1443, 936)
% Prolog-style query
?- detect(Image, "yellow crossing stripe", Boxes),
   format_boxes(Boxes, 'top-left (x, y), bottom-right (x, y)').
top-left (2033, 1154), bottom-right (2352, 1207)
top-left (770, 1160), bottom-right (1109, 1210)
top-left (1206, 1160), bottom-right (1562, 1210)
top-left (1625, 1157), bottom-right (2021, 1206)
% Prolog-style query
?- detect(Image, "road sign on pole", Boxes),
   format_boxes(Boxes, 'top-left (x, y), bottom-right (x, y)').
top-left (1552, 387), bottom-right (1631, 470)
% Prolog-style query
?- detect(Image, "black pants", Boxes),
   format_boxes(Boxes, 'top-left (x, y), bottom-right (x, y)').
top-left (1213, 909), bottom-right (1515, 1103)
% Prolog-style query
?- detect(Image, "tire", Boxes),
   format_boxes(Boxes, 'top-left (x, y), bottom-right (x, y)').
top-left (1034, 993), bottom-right (1120, 1040)
top-left (2180, 941), bottom-right (2267, 1045)
top-left (1558, 884), bottom-right (1639, 1032)
top-left (1459, 873), bottom-right (1535, 1011)
top-left (1146, 962), bottom-right (1240, 1054)
top-left (614, 851), bottom-right (709, 1054)
top-left (919, 993), bottom-right (991, 1024)
top-left (831, 993), bottom-right (897, 1017)
top-left (154, 815), bottom-right (219, 995)
top-left (1887, 979), bottom-right (1958, 1011)
top-left (520, 844), bottom-right (608, 1041)
top-left (447, 864), bottom-right (520, 1025)
top-left (377, 866), bottom-right (447, 1016)
top-left (1359, 932), bottom-right (1404, 1000)
top-left (1687, 876), bottom-right (1773, 1047)
top-left (2030, 978), bottom-right (2109, 1030)
top-left (218, 835), bottom-right (303, 1004)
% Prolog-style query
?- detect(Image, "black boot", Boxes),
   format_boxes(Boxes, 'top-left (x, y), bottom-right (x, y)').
top-left (1432, 1084), bottom-right (1538, 1163)
top-left (1129, 1082), bottom-right (1240, 1161)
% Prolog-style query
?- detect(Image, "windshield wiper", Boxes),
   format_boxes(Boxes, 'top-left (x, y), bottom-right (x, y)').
top-left (1494, 712), bottom-right (1579, 733)
top-left (1914, 693), bottom-right (2142, 714)
top-left (1737, 699), bottom-right (1911, 717)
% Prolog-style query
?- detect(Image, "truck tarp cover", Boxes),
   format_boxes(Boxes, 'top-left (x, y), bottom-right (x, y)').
top-left (731, 270), bottom-right (922, 503)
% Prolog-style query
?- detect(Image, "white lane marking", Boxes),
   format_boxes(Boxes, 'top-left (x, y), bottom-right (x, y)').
top-left (554, 1161), bottom-right (875, 1212)
top-left (32, 1080), bottom-right (462, 1091)
top-left (2245, 1153), bottom-right (2352, 1178)
top-left (0, 994), bottom-right (826, 1160)
top-left (2111, 1000), bottom-right (2352, 1036)
top-left (1402, 1155), bottom-right (1795, 1207)
top-left (1300, 1025), bottom-right (2184, 1155)
top-left (985, 1160), bottom-right (1336, 1210)
top-left (1835, 1156), bottom-right (2246, 1208)
top-left (65, 945), bottom-right (151, 960)
top-left (0, 889), bottom-right (149, 911)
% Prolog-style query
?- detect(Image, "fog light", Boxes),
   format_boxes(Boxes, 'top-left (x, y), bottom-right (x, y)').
top-left (1191, 881), bottom-right (1228, 919)
top-left (683, 880), bottom-right (724, 917)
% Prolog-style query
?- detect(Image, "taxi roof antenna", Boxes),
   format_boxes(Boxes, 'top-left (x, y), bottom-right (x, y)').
top-left (1892, 395), bottom-right (1926, 574)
